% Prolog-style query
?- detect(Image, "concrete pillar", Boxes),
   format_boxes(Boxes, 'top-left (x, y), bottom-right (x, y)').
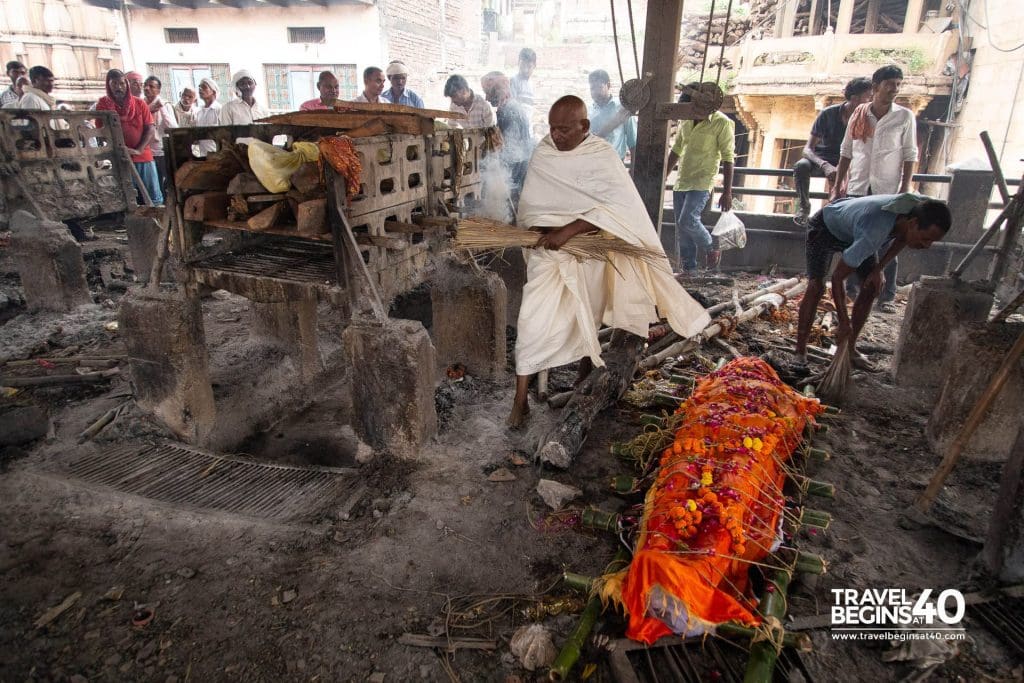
top-left (119, 287), bottom-right (216, 444)
top-left (944, 167), bottom-right (995, 248)
top-left (486, 248), bottom-right (526, 327)
top-left (432, 266), bottom-right (508, 380)
top-left (892, 276), bottom-right (994, 391)
top-left (9, 210), bottom-right (91, 312)
top-left (926, 322), bottom-right (1024, 462)
top-left (983, 426), bottom-right (1024, 582)
top-left (251, 293), bottom-right (321, 380)
top-left (779, 0), bottom-right (799, 37)
top-left (342, 318), bottom-right (438, 457)
top-left (835, 0), bottom-right (856, 34)
top-left (903, 0), bottom-right (926, 33)
top-left (126, 210), bottom-right (177, 284)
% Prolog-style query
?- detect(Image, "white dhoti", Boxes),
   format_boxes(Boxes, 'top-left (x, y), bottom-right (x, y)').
top-left (514, 134), bottom-right (711, 376)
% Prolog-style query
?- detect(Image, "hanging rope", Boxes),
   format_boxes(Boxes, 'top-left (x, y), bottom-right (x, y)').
top-left (698, 0), bottom-right (717, 84)
top-left (716, 0), bottom-right (735, 85)
top-left (625, 0), bottom-right (641, 78)
top-left (609, 0), bottom-right (626, 84)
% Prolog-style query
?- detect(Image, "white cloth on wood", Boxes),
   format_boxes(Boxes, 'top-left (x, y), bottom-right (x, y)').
top-left (514, 134), bottom-right (711, 376)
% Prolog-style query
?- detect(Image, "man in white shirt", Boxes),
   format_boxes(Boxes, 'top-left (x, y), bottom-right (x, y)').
top-left (444, 74), bottom-right (495, 128)
top-left (220, 70), bottom-right (269, 124)
top-left (352, 67), bottom-right (386, 104)
top-left (193, 77), bottom-right (222, 156)
top-left (2, 65), bottom-right (56, 110)
top-left (831, 65), bottom-right (918, 310)
top-left (143, 75), bottom-right (178, 193)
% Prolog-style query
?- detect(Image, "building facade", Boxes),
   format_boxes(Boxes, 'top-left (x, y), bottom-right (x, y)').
top-left (0, 0), bottom-right (125, 107)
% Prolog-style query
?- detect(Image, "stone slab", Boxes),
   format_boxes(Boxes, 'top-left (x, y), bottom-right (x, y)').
top-left (9, 210), bottom-right (91, 312)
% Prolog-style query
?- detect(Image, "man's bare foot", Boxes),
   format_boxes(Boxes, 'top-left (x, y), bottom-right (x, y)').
top-left (507, 401), bottom-right (530, 429)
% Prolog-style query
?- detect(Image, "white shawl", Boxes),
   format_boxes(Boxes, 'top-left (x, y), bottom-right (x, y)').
top-left (514, 134), bottom-right (710, 375)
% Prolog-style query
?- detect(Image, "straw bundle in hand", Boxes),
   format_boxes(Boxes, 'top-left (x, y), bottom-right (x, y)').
top-left (816, 337), bottom-right (852, 404)
top-left (453, 216), bottom-right (666, 267)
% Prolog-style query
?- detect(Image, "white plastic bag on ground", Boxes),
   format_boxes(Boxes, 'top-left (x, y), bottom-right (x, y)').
top-left (711, 210), bottom-right (747, 250)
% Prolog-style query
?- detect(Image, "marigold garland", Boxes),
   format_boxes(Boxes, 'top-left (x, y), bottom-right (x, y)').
top-left (610, 357), bottom-right (824, 644)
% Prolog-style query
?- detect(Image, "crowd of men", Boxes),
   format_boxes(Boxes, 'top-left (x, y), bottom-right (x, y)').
top-left (0, 55), bottom-right (953, 419)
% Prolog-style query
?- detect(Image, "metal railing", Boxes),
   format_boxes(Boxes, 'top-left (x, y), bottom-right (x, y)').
top-left (662, 167), bottom-right (1018, 208)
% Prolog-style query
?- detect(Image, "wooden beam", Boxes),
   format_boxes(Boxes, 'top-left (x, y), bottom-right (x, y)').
top-left (631, 0), bottom-right (685, 230)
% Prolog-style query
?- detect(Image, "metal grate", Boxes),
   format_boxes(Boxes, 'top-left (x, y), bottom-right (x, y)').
top-left (194, 239), bottom-right (339, 286)
top-left (165, 28), bottom-right (200, 44)
top-left (610, 636), bottom-right (813, 683)
top-left (968, 596), bottom-right (1024, 659)
top-left (62, 442), bottom-right (359, 522)
top-left (288, 26), bottom-right (326, 43)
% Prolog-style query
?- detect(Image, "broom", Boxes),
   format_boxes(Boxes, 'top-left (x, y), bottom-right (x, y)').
top-left (453, 216), bottom-right (668, 269)
top-left (816, 336), bottom-right (852, 404)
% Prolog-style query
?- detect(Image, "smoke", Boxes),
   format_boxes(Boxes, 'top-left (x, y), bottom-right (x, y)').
top-left (475, 153), bottom-right (516, 223)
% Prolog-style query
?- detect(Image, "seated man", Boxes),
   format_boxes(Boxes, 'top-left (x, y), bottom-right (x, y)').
top-left (509, 96), bottom-right (711, 427)
top-left (795, 194), bottom-right (951, 370)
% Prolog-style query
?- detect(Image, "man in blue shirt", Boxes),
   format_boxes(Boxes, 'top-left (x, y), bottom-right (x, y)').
top-left (381, 61), bottom-right (424, 108)
top-left (795, 195), bottom-right (950, 368)
top-left (587, 69), bottom-right (636, 162)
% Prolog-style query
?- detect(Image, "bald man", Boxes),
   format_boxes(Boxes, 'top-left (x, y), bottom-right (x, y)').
top-left (509, 95), bottom-right (709, 427)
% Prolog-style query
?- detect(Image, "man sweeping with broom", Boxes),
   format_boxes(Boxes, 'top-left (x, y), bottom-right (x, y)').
top-left (507, 95), bottom-right (711, 427)
top-left (795, 194), bottom-right (951, 399)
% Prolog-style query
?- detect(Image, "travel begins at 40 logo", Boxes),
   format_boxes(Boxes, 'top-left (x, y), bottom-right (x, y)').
top-left (830, 588), bottom-right (967, 641)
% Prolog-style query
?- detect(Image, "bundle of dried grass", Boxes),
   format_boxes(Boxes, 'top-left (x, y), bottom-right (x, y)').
top-left (816, 337), bottom-right (852, 404)
top-left (453, 216), bottom-right (667, 268)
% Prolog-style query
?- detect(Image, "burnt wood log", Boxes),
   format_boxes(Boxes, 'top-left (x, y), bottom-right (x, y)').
top-left (536, 329), bottom-right (646, 468)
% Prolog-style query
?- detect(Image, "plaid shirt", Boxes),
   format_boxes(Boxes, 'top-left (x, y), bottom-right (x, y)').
top-left (0, 87), bottom-right (20, 107)
top-left (449, 92), bottom-right (495, 129)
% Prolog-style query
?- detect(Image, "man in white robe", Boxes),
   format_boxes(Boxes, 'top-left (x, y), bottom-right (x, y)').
top-left (509, 96), bottom-right (710, 427)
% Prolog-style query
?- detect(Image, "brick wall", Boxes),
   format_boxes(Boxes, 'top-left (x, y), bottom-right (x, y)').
top-left (381, 0), bottom-right (482, 81)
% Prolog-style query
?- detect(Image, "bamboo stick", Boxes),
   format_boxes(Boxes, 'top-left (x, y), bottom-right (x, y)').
top-left (561, 572), bottom-right (595, 593)
top-left (800, 509), bottom-right (832, 530)
top-left (915, 327), bottom-right (1024, 512)
top-left (743, 565), bottom-right (792, 682)
top-left (640, 282), bottom-right (807, 371)
top-left (581, 508), bottom-right (620, 533)
top-left (804, 480), bottom-right (835, 499)
top-left (4, 355), bottom-right (125, 367)
top-left (716, 622), bottom-right (812, 652)
top-left (0, 368), bottom-right (120, 387)
top-left (549, 549), bottom-right (630, 681)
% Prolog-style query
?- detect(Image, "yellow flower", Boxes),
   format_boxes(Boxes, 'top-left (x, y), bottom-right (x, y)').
top-left (743, 436), bottom-right (753, 449)
top-left (752, 437), bottom-right (763, 452)
top-left (701, 472), bottom-right (713, 486)
top-left (686, 499), bottom-right (697, 512)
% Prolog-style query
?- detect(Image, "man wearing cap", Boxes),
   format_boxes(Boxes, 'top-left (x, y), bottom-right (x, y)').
top-left (381, 61), bottom-right (424, 108)
top-left (193, 77), bottom-right (222, 156)
top-left (300, 71), bottom-right (340, 110)
top-left (96, 68), bottom-right (163, 205)
top-left (220, 70), bottom-right (268, 124)
top-left (353, 67), bottom-right (386, 104)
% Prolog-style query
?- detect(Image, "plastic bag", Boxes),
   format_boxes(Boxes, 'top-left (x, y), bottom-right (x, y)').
top-left (711, 210), bottom-right (747, 250)
top-left (247, 140), bottom-right (319, 193)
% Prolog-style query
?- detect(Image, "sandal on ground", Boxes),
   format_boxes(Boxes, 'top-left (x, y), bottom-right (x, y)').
top-left (877, 301), bottom-right (897, 314)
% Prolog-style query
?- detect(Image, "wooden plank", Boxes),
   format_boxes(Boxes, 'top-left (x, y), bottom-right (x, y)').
top-left (383, 219), bottom-right (429, 234)
top-left (258, 101), bottom-right (464, 121)
top-left (183, 192), bottom-right (228, 222)
top-left (632, 0), bottom-right (686, 228)
top-left (202, 219), bottom-right (329, 242)
top-left (355, 233), bottom-right (409, 250)
top-left (246, 193), bottom-right (288, 203)
top-left (247, 201), bottom-right (289, 231)
top-left (227, 172), bottom-right (268, 195)
top-left (295, 198), bottom-right (328, 236)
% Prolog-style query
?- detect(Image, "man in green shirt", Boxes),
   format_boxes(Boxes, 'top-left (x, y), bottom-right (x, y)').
top-left (665, 84), bottom-right (735, 272)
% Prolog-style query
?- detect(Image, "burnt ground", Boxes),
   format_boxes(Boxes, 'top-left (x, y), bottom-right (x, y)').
top-left (0, 230), bottom-right (1021, 683)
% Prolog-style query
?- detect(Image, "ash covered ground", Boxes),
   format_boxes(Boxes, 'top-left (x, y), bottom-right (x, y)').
top-left (0, 228), bottom-right (1019, 682)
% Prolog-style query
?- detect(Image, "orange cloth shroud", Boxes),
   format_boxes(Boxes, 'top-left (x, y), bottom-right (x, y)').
top-left (617, 357), bottom-right (823, 643)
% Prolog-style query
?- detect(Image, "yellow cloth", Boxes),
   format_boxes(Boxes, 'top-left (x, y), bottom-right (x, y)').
top-left (514, 134), bottom-right (711, 376)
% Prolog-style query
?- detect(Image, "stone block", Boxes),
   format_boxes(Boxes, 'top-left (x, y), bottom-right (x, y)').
top-left (431, 266), bottom-right (508, 380)
top-left (9, 210), bottom-right (91, 312)
top-left (944, 168), bottom-right (994, 245)
top-left (892, 276), bottom-right (993, 391)
top-left (119, 288), bottom-right (215, 444)
top-left (343, 318), bottom-right (438, 456)
top-left (487, 247), bottom-right (526, 327)
top-left (926, 322), bottom-right (1024, 462)
top-left (250, 294), bottom-right (321, 380)
top-left (0, 405), bottom-right (51, 446)
top-left (125, 211), bottom-right (178, 284)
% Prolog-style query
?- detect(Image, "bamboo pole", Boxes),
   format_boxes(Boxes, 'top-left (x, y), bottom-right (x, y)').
top-left (743, 564), bottom-right (792, 683)
top-left (915, 327), bottom-right (1024, 512)
top-left (639, 281), bottom-right (807, 370)
top-left (549, 549), bottom-right (630, 681)
top-left (0, 368), bottom-right (120, 387)
top-left (716, 622), bottom-right (812, 652)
